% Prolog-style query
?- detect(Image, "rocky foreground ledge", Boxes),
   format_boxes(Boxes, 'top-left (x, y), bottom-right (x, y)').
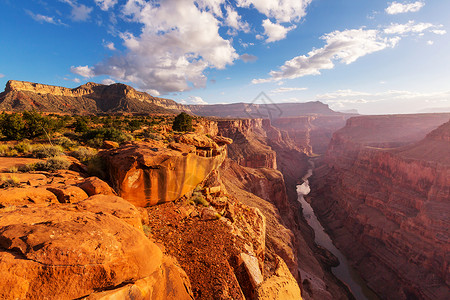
top-left (0, 132), bottom-right (302, 299)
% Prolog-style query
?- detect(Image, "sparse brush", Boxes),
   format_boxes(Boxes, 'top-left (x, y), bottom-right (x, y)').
top-left (31, 144), bottom-right (64, 158)
top-left (0, 175), bottom-right (21, 188)
top-left (14, 140), bottom-right (33, 155)
top-left (0, 144), bottom-right (9, 156)
top-left (33, 156), bottom-right (70, 171)
top-left (18, 163), bottom-right (36, 172)
top-left (55, 136), bottom-right (77, 149)
top-left (8, 166), bottom-right (18, 173)
top-left (191, 194), bottom-right (209, 207)
top-left (69, 147), bottom-right (97, 162)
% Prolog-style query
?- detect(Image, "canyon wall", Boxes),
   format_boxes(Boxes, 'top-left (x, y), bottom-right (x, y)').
top-left (217, 118), bottom-right (353, 300)
top-left (271, 115), bottom-right (351, 155)
top-left (310, 114), bottom-right (450, 299)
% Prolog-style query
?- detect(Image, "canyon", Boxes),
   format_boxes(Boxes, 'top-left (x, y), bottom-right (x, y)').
top-left (1, 80), bottom-right (449, 300)
top-left (310, 114), bottom-right (450, 300)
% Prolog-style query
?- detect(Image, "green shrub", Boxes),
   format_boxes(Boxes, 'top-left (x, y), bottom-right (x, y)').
top-left (33, 156), bottom-right (70, 171)
top-left (172, 112), bottom-right (193, 132)
top-left (31, 144), bottom-right (64, 158)
top-left (82, 128), bottom-right (133, 146)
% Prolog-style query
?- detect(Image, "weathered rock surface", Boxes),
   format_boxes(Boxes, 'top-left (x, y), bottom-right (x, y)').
top-left (102, 139), bottom-right (228, 207)
top-left (0, 204), bottom-right (163, 299)
top-left (0, 80), bottom-right (184, 114)
top-left (310, 115), bottom-right (450, 300)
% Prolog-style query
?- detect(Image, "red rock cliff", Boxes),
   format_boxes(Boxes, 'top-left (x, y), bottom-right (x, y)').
top-left (310, 114), bottom-right (450, 300)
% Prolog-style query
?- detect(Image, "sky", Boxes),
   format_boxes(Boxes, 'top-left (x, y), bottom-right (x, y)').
top-left (0, 0), bottom-right (449, 114)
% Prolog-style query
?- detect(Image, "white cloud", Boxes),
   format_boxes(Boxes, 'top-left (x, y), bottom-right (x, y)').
top-left (240, 53), bottom-right (258, 62)
top-left (0, 74), bottom-right (5, 78)
top-left (262, 19), bottom-right (296, 43)
top-left (26, 10), bottom-right (64, 25)
top-left (60, 0), bottom-right (92, 22)
top-left (271, 87), bottom-right (307, 93)
top-left (431, 29), bottom-right (446, 35)
top-left (253, 28), bottom-right (398, 83)
top-left (225, 5), bottom-right (250, 32)
top-left (94, 0), bottom-right (118, 11)
top-left (384, 20), bottom-right (434, 35)
top-left (73, 78), bottom-right (81, 83)
top-left (71, 65), bottom-right (95, 78)
top-left (104, 42), bottom-right (116, 50)
top-left (427, 40), bottom-right (434, 45)
top-left (385, 1), bottom-right (424, 15)
top-left (189, 96), bottom-right (208, 105)
top-left (101, 78), bottom-right (116, 85)
top-left (237, 0), bottom-right (312, 23)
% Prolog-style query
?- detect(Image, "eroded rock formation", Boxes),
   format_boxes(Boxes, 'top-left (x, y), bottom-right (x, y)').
top-left (310, 114), bottom-right (450, 299)
top-left (102, 135), bottom-right (228, 207)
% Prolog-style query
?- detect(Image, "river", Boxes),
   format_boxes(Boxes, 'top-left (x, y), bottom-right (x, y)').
top-left (297, 168), bottom-right (380, 300)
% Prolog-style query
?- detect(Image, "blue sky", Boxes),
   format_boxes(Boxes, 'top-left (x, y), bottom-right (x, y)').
top-left (0, 0), bottom-right (449, 114)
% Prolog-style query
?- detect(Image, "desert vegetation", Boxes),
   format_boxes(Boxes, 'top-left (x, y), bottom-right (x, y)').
top-left (0, 111), bottom-right (198, 174)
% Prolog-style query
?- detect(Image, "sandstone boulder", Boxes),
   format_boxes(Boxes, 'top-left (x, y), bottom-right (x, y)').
top-left (75, 194), bottom-right (144, 230)
top-left (0, 205), bottom-right (163, 299)
top-left (78, 176), bottom-right (116, 196)
top-left (0, 187), bottom-right (58, 206)
top-left (102, 141), bottom-right (226, 207)
top-left (85, 256), bottom-right (193, 300)
top-left (176, 133), bottom-right (219, 149)
top-left (47, 185), bottom-right (89, 203)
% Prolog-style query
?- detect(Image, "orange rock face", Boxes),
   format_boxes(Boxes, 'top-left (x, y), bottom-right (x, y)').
top-left (0, 203), bottom-right (163, 299)
top-left (310, 115), bottom-right (450, 300)
top-left (102, 139), bottom-right (228, 207)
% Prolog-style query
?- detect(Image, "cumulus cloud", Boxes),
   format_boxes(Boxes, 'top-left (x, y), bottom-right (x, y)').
top-left (271, 87), bottom-right (307, 93)
top-left (262, 19), bottom-right (296, 43)
top-left (240, 53), bottom-right (258, 62)
top-left (101, 78), bottom-right (116, 85)
top-left (225, 5), bottom-right (250, 33)
top-left (237, 0), bottom-right (312, 23)
top-left (94, 0), bottom-right (118, 11)
top-left (385, 1), bottom-right (424, 15)
top-left (189, 96), bottom-right (208, 105)
top-left (71, 65), bottom-right (95, 78)
top-left (70, 0), bottom-right (318, 94)
top-left (75, 0), bottom-right (239, 94)
top-left (253, 28), bottom-right (399, 83)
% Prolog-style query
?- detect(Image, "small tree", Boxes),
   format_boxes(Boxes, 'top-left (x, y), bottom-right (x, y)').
top-left (172, 112), bottom-right (193, 132)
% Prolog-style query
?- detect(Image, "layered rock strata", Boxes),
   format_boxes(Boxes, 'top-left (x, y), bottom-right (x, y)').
top-left (102, 135), bottom-right (228, 207)
top-left (310, 115), bottom-right (450, 299)
top-left (217, 119), bottom-right (352, 299)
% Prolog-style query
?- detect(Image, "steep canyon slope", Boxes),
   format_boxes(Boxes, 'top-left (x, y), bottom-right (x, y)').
top-left (310, 114), bottom-right (450, 300)
top-left (217, 118), bottom-right (353, 299)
